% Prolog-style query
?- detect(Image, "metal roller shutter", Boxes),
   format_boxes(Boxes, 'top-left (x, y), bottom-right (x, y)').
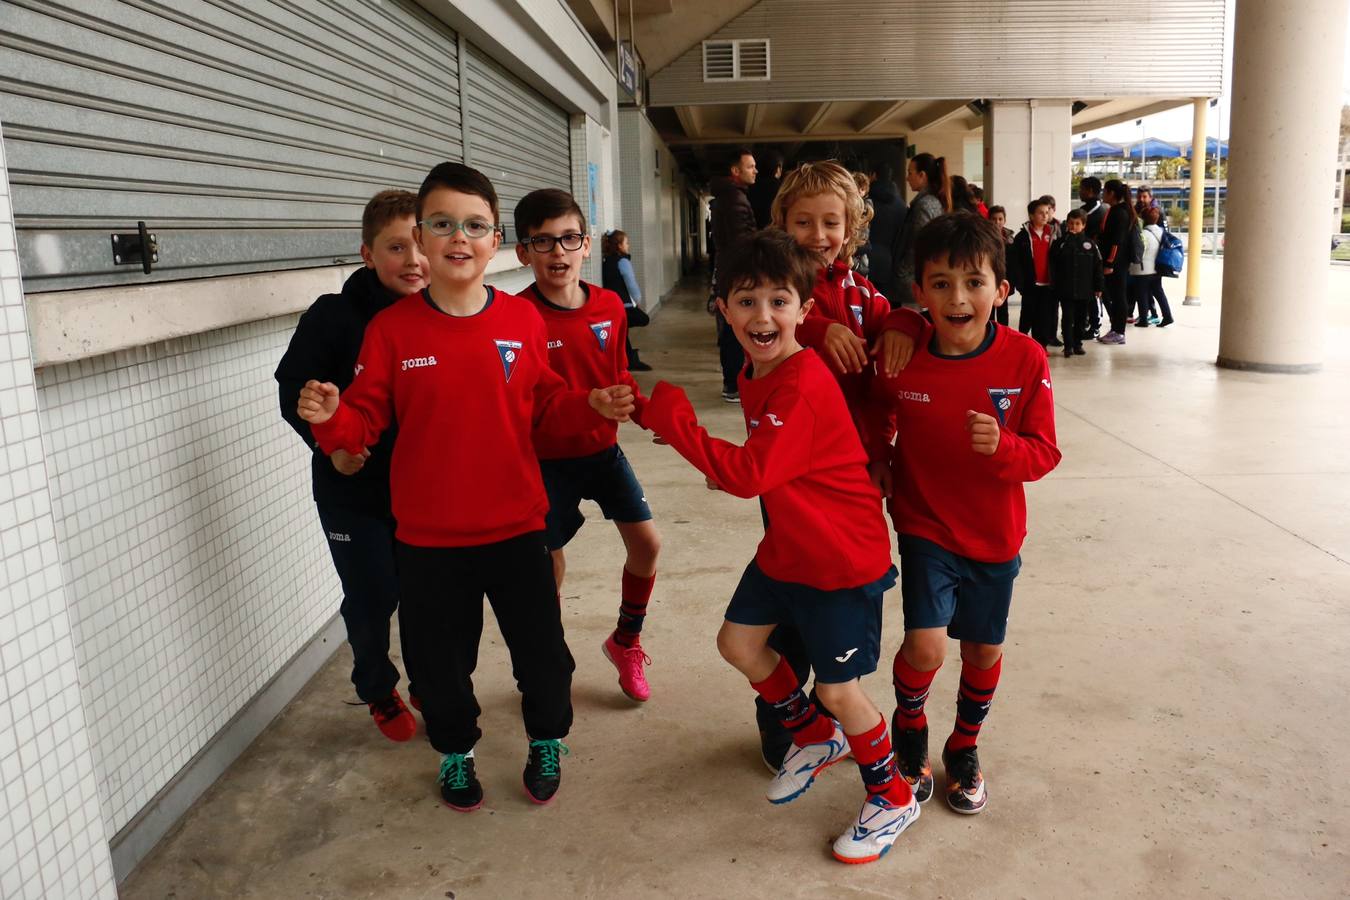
top-left (463, 42), bottom-right (570, 243)
top-left (0, 0), bottom-right (463, 292)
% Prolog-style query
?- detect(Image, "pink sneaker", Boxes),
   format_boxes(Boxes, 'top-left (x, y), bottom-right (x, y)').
top-left (602, 634), bottom-right (652, 702)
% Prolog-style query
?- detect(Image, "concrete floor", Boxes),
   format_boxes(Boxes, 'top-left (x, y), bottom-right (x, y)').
top-left (122, 260), bottom-right (1350, 900)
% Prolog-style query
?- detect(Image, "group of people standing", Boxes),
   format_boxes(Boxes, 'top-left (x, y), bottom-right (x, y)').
top-left (1006, 177), bottom-right (1177, 353)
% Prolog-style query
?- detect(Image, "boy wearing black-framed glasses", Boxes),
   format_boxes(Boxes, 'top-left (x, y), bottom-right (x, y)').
top-left (514, 188), bottom-right (662, 705)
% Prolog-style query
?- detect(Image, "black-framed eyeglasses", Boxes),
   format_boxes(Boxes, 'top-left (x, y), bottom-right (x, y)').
top-left (522, 232), bottom-right (586, 253)
top-left (418, 216), bottom-right (500, 239)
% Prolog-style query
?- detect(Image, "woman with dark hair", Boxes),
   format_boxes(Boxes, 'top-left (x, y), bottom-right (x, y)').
top-left (949, 175), bottom-right (976, 213)
top-left (891, 153), bottom-right (950, 305)
top-left (1097, 180), bottom-right (1137, 345)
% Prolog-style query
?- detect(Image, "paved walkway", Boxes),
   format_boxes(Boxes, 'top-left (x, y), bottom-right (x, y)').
top-left (122, 259), bottom-right (1350, 899)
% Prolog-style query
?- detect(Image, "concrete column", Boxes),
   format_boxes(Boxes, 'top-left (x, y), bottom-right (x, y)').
top-left (1217, 0), bottom-right (1349, 371)
top-left (982, 100), bottom-right (1072, 226)
top-left (1184, 98), bottom-right (1207, 305)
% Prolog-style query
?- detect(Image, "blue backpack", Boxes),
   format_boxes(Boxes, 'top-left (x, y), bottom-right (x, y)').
top-left (1156, 227), bottom-right (1185, 277)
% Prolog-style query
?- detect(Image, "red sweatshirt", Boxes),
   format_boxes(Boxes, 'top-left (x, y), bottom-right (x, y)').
top-left (864, 323), bottom-right (1061, 562)
top-left (639, 348), bottom-right (893, 590)
top-left (795, 262), bottom-right (892, 424)
top-left (312, 289), bottom-right (599, 547)
top-left (524, 282), bottom-right (642, 460)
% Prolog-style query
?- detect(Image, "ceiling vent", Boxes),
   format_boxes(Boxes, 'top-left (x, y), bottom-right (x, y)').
top-left (702, 39), bottom-right (771, 82)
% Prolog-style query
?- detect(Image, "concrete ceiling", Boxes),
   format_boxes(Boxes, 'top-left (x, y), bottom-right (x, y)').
top-left (650, 98), bottom-right (981, 145)
top-left (565, 0), bottom-right (761, 68)
top-left (564, 2), bottom-right (1198, 150)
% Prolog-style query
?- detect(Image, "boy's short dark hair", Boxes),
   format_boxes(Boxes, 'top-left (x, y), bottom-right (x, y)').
top-left (361, 190), bottom-right (418, 247)
top-left (718, 229), bottom-right (816, 304)
top-left (914, 212), bottom-right (1007, 285)
top-left (969, 184), bottom-right (984, 201)
top-left (987, 205), bottom-right (1005, 218)
top-left (1080, 176), bottom-right (1102, 194)
top-left (728, 146), bottom-right (755, 171)
top-left (513, 188), bottom-right (587, 241)
top-left (1027, 197), bottom-right (1051, 217)
top-left (417, 161), bottom-right (499, 223)
top-left (1065, 208), bottom-right (1086, 223)
top-left (1039, 194), bottom-right (1057, 207)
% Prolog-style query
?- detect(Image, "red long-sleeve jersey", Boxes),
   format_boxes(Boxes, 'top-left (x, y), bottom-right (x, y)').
top-left (524, 282), bottom-right (642, 460)
top-left (795, 262), bottom-right (892, 423)
top-left (312, 289), bottom-right (599, 547)
top-left (639, 348), bottom-right (893, 590)
top-left (864, 323), bottom-right (1061, 562)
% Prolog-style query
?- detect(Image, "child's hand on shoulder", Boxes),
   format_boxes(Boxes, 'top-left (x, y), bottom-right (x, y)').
top-left (966, 410), bottom-right (1000, 456)
top-left (823, 322), bottom-right (869, 374)
top-left (331, 447), bottom-right (369, 475)
top-left (590, 385), bottom-right (635, 422)
top-left (873, 329), bottom-right (916, 377)
top-left (298, 380), bottom-right (339, 424)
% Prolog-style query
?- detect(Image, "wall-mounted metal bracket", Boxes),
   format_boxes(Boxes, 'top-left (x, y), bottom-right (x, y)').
top-left (111, 222), bottom-right (158, 274)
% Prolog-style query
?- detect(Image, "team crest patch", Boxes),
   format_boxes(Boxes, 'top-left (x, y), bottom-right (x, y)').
top-left (590, 320), bottom-right (613, 352)
top-left (986, 387), bottom-right (1023, 425)
top-left (849, 304), bottom-right (864, 328)
top-left (495, 339), bottom-right (523, 382)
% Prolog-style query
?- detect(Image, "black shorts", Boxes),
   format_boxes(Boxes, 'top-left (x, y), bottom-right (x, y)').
top-left (724, 561), bottom-right (897, 683)
top-left (540, 445), bottom-right (652, 551)
top-left (898, 534), bottom-right (1020, 645)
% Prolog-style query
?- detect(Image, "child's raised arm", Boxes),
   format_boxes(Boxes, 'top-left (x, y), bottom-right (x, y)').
top-left (309, 325), bottom-right (396, 456)
top-left (640, 382), bottom-right (813, 498)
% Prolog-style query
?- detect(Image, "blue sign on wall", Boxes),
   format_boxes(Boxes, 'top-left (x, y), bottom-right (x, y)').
top-left (619, 42), bottom-right (637, 96)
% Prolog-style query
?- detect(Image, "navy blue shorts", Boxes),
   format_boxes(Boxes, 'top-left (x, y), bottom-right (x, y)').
top-left (898, 534), bottom-right (1020, 645)
top-left (725, 561), bottom-right (897, 683)
top-left (540, 445), bottom-right (652, 551)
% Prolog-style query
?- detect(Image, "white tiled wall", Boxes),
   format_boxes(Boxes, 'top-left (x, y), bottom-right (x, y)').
top-left (618, 108), bottom-right (682, 306)
top-left (0, 124), bottom-right (117, 899)
top-left (34, 316), bottom-right (340, 836)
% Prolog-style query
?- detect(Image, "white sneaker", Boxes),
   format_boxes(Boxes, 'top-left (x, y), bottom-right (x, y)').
top-left (831, 792), bottom-right (921, 864)
top-left (766, 720), bottom-right (850, 804)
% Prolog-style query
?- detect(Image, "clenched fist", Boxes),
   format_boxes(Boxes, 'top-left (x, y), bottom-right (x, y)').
top-left (966, 410), bottom-right (1001, 456)
top-left (298, 380), bottom-right (339, 425)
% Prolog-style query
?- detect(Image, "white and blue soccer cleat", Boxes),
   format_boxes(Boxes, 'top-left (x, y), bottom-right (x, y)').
top-left (765, 720), bottom-right (851, 804)
top-left (831, 791), bottom-right (921, 864)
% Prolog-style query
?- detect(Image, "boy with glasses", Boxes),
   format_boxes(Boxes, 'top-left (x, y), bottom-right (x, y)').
top-left (297, 163), bottom-right (635, 811)
top-left (514, 188), bottom-right (662, 703)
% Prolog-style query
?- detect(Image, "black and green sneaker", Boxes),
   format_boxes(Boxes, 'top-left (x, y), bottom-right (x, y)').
top-left (523, 739), bottom-right (569, 804)
top-left (893, 721), bottom-right (934, 804)
top-left (438, 751), bottom-right (482, 812)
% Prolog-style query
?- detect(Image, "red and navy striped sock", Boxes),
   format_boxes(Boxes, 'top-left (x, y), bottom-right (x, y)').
top-left (847, 716), bottom-right (914, 806)
top-left (947, 655), bottom-right (1002, 752)
top-left (893, 651), bottom-right (940, 731)
top-left (613, 568), bottom-right (655, 647)
top-left (750, 657), bottom-right (835, 747)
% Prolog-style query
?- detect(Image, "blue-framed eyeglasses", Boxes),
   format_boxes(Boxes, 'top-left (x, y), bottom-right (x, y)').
top-left (418, 216), bottom-right (501, 239)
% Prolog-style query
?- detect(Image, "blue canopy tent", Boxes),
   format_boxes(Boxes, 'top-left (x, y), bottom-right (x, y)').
top-left (1177, 138), bottom-right (1229, 159)
top-left (1072, 138), bottom-right (1124, 160)
top-left (1123, 138), bottom-right (1184, 159)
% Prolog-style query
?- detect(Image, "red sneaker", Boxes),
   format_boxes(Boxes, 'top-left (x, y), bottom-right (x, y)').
top-left (602, 634), bottom-right (652, 702)
top-left (369, 690), bottom-right (416, 741)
